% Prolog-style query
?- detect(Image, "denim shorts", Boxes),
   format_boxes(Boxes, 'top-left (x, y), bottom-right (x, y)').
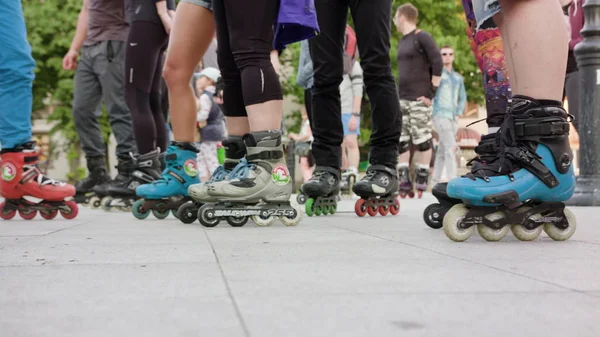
top-left (342, 114), bottom-right (361, 137)
top-left (472, 0), bottom-right (501, 29)
top-left (180, 0), bottom-right (213, 11)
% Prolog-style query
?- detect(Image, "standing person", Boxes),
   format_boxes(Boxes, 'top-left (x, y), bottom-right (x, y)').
top-left (100, 0), bottom-right (176, 212)
top-left (0, 1), bottom-right (78, 221)
top-left (443, 0), bottom-right (577, 242)
top-left (394, 3), bottom-right (443, 199)
top-left (339, 60), bottom-right (364, 195)
top-left (194, 67), bottom-right (226, 182)
top-left (301, 1), bottom-right (403, 217)
top-left (62, 0), bottom-right (137, 205)
top-left (288, 108), bottom-right (314, 184)
top-left (186, 0), bottom-right (309, 227)
top-left (133, 0), bottom-right (215, 220)
top-left (431, 46), bottom-right (466, 186)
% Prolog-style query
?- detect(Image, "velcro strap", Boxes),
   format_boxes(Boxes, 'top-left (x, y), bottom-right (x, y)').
top-left (167, 170), bottom-right (185, 184)
top-left (475, 142), bottom-right (495, 154)
top-left (514, 121), bottom-right (570, 138)
top-left (20, 168), bottom-right (37, 184)
top-left (24, 155), bottom-right (38, 163)
top-left (246, 150), bottom-right (283, 161)
top-left (165, 153), bottom-right (177, 161)
top-left (505, 147), bottom-right (559, 188)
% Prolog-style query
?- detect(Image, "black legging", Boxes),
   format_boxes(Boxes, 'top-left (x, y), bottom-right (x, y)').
top-left (213, 0), bottom-right (282, 118)
top-left (125, 21), bottom-right (169, 154)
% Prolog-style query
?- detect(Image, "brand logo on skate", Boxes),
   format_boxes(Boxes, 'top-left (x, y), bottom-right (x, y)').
top-left (1, 163), bottom-right (16, 181)
top-left (271, 164), bottom-right (290, 186)
top-left (183, 159), bottom-right (198, 177)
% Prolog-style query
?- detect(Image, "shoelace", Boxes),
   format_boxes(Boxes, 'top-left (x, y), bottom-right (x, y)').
top-left (210, 166), bottom-right (229, 182)
top-left (227, 158), bottom-right (255, 180)
top-left (25, 165), bottom-right (65, 186)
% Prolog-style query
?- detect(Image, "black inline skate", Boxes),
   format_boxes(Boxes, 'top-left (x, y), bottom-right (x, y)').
top-left (301, 166), bottom-right (340, 217)
top-left (353, 165), bottom-right (400, 217)
top-left (74, 156), bottom-right (110, 208)
top-left (397, 166), bottom-right (414, 198)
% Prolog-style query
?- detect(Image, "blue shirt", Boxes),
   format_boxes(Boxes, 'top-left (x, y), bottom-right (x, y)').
top-left (433, 67), bottom-right (467, 120)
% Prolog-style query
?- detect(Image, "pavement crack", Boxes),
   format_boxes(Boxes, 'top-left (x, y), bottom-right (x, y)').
top-left (335, 226), bottom-right (596, 298)
top-left (203, 229), bottom-right (251, 337)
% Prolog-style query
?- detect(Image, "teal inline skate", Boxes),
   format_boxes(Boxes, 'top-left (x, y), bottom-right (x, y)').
top-left (133, 142), bottom-right (199, 220)
top-left (197, 130), bottom-right (301, 227)
top-left (181, 136), bottom-right (246, 224)
top-left (443, 96), bottom-right (576, 242)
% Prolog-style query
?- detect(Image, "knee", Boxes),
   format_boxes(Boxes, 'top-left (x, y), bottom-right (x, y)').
top-left (162, 60), bottom-right (188, 90)
top-left (417, 140), bottom-right (432, 152)
top-left (399, 141), bottom-right (410, 154)
top-left (345, 136), bottom-right (358, 148)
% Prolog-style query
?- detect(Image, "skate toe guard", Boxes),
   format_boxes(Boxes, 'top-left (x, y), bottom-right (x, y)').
top-left (188, 183), bottom-right (215, 202)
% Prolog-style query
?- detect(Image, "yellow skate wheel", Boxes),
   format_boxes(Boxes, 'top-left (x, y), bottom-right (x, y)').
top-left (543, 208), bottom-right (577, 241)
top-left (443, 204), bottom-right (474, 242)
top-left (510, 207), bottom-right (542, 241)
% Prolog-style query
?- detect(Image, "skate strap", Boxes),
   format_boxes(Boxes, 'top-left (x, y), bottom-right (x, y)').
top-left (367, 165), bottom-right (397, 177)
top-left (246, 149), bottom-right (283, 161)
top-left (474, 141), bottom-right (496, 155)
top-left (165, 153), bottom-right (177, 161)
top-left (314, 165), bottom-right (340, 176)
top-left (20, 165), bottom-right (65, 186)
top-left (504, 147), bottom-right (559, 188)
top-left (24, 154), bottom-right (39, 164)
top-left (513, 120), bottom-right (570, 138)
top-left (166, 170), bottom-right (185, 184)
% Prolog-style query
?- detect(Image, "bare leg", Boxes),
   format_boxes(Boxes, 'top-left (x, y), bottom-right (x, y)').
top-left (415, 149), bottom-right (432, 169)
top-left (163, 3), bottom-right (215, 142)
top-left (495, 0), bottom-right (568, 100)
top-left (341, 140), bottom-right (349, 171)
top-left (344, 134), bottom-right (360, 169)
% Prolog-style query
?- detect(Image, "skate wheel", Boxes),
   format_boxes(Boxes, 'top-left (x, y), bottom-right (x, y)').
top-left (417, 190), bottom-right (423, 199)
top-left (543, 208), bottom-right (577, 241)
top-left (60, 201), bottom-right (79, 220)
top-left (152, 208), bottom-right (170, 220)
top-left (0, 202), bottom-right (16, 220)
top-left (296, 193), bottom-right (307, 205)
top-left (132, 199), bottom-right (150, 220)
top-left (400, 194), bottom-right (406, 199)
top-left (477, 223), bottom-right (509, 242)
top-left (314, 205), bottom-right (323, 216)
top-left (226, 216), bottom-right (248, 227)
top-left (408, 191), bottom-right (415, 199)
top-left (443, 204), bottom-right (474, 242)
top-left (509, 207), bottom-right (542, 241)
top-left (378, 206), bottom-right (389, 216)
top-left (40, 210), bottom-right (58, 220)
top-left (251, 211), bottom-right (276, 227)
top-left (100, 196), bottom-right (113, 212)
top-left (304, 198), bottom-right (315, 217)
top-left (367, 206), bottom-right (378, 217)
top-left (89, 196), bottom-right (101, 209)
top-left (197, 203), bottom-right (220, 227)
top-left (171, 209), bottom-right (179, 219)
top-left (280, 206), bottom-right (302, 226)
top-left (389, 197), bottom-right (400, 216)
top-left (322, 205), bottom-right (331, 215)
top-left (176, 202), bottom-right (198, 224)
top-left (354, 199), bottom-right (367, 217)
top-left (423, 203), bottom-right (444, 229)
top-left (19, 209), bottom-right (37, 220)
top-left (330, 203), bottom-right (337, 214)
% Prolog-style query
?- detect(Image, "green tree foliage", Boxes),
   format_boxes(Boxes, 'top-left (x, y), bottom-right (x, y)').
top-left (23, 0), bottom-right (112, 178)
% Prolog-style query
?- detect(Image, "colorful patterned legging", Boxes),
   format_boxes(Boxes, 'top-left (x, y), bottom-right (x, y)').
top-left (462, 0), bottom-right (511, 128)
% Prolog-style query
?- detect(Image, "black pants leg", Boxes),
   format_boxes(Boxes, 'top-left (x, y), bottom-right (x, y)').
top-left (309, 0), bottom-right (349, 168)
top-left (350, 0), bottom-right (401, 167)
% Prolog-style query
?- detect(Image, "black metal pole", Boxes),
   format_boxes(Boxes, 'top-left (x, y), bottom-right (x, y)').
top-left (567, 0), bottom-right (600, 206)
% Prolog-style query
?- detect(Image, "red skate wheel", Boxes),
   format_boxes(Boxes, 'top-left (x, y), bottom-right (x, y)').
top-left (378, 206), bottom-right (389, 216)
top-left (60, 201), bottom-right (79, 220)
top-left (389, 197), bottom-right (400, 215)
top-left (19, 209), bottom-right (37, 220)
top-left (399, 193), bottom-right (406, 199)
top-left (0, 202), bottom-right (16, 220)
top-left (40, 210), bottom-right (58, 220)
top-left (367, 206), bottom-right (378, 217)
top-left (408, 191), bottom-right (415, 199)
top-left (354, 199), bottom-right (367, 217)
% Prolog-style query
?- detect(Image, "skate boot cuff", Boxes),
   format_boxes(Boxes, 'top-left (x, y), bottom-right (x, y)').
top-left (222, 136), bottom-right (246, 160)
top-left (246, 148), bottom-right (283, 162)
top-left (367, 164), bottom-right (397, 178)
top-left (243, 131), bottom-right (282, 147)
top-left (170, 141), bottom-right (199, 153)
top-left (0, 141), bottom-right (37, 154)
top-left (314, 165), bottom-right (340, 178)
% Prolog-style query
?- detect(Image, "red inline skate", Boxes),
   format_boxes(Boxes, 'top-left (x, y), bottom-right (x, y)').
top-left (0, 142), bottom-right (78, 220)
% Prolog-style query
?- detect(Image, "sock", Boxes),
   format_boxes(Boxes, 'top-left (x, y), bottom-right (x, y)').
top-left (417, 164), bottom-right (430, 171)
top-left (396, 162), bottom-right (409, 169)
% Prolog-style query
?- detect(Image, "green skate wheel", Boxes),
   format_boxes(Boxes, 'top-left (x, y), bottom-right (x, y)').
top-left (152, 207), bottom-right (170, 220)
top-left (322, 205), bottom-right (330, 215)
top-left (330, 204), bottom-right (337, 214)
top-left (314, 205), bottom-right (322, 216)
top-left (132, 199), bottom-right (150, 220)
top-left (305, 198), bottom-right (315, 217)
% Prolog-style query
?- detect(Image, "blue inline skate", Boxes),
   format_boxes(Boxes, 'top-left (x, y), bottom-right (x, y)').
top-left (443, 96), bottom-right (576, 242)
top-left (132, 142), bottom-right (200, 220)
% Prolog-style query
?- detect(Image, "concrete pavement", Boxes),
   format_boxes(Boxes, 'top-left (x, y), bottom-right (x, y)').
top-left (1, 194), bottom-right (599, 337)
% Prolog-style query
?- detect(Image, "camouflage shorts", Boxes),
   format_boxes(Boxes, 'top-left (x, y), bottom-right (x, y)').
top-left (399, 99), bottom-right (433, 145)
